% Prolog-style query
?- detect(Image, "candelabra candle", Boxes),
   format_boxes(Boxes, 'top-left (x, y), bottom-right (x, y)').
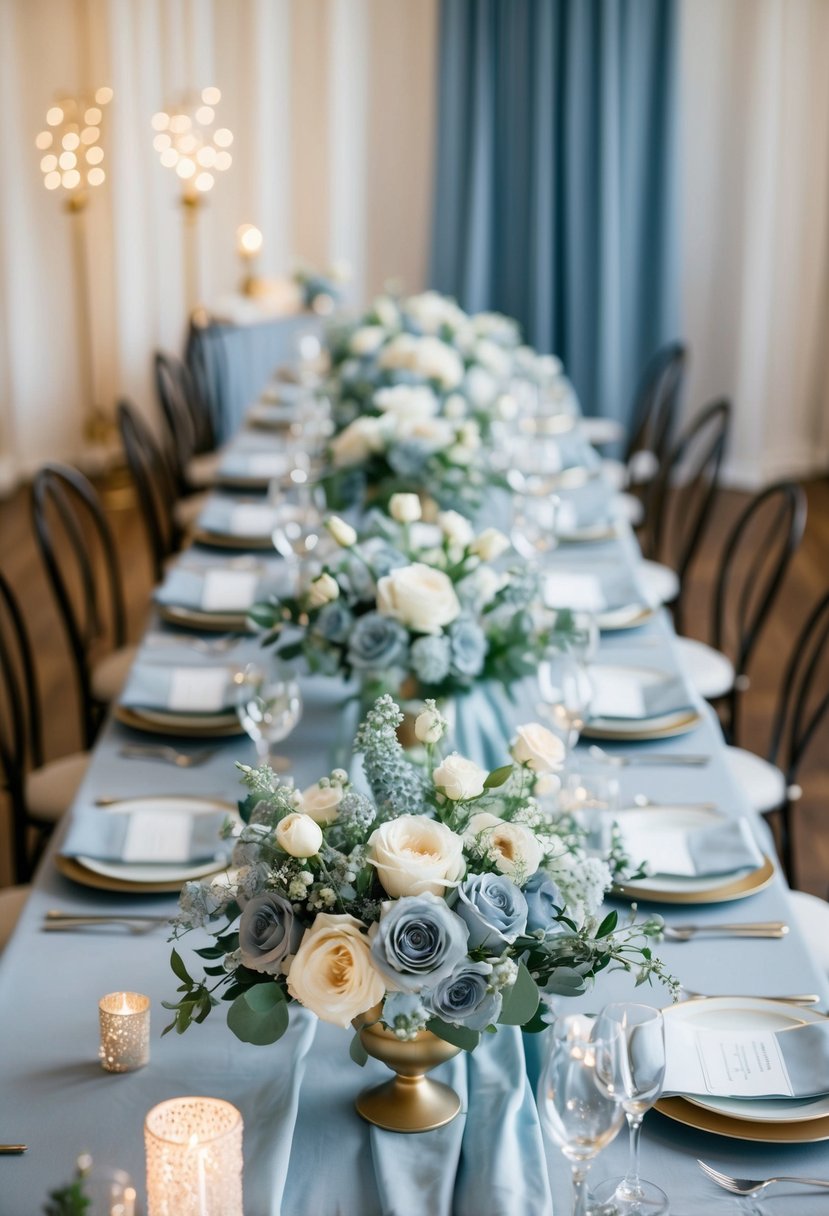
top-left (98, 992), bottom-right (150, 1073)
top-left (144, 1097), bottom-right (244, 1216)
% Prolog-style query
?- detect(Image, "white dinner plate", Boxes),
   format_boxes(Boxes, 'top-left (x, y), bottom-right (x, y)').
top-left (615, 806), bottom-right (760, 895)
top-left (556, 520), bottom-right (618, 544)
top-left (595, 603), bottom-right (655, 631)
top-left (663, 997), bottom-right (829, 1124)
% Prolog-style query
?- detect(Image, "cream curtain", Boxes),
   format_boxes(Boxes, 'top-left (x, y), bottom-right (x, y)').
top-left (0, 0), bottom-right (437, 491)
top-left (679, 0), bottom-right (829, 486)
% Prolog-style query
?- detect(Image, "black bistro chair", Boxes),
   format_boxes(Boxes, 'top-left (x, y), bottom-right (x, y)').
top-left (154, 350), bottom-right (219, 494)
top-left (0, 570), bottom-right (89, 880)
top-left (31, 464), bottom-right (136, 748)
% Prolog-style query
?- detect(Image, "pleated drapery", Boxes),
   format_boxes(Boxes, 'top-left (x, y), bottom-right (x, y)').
top-left (430, 0), bottom-right (680, 427)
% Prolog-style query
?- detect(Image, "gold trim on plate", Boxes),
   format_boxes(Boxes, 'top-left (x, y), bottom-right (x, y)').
top-left (214, 474), bottom-right (272, 492)
top-left (596, 605), bottom-right (655, 632)
top-left (613, 853), bottom-right (775, 904)
top-left (157, 603), bottom-right (251, 633)
top-left (655, 1095), bottom-right (829, 1144)
top-left (114, 705), bottom-right (245, 738)
top-left (192, 527), bottom-right (275, 551)
top-left (582, 708), bottom-right (703, 741)
top-left (55, 853), bottom-right (223, 895)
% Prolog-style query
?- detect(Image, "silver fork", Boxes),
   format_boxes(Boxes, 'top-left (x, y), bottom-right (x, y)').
top-left (663, 922), bottom-right (789, 941)
top-left (698, 1158), bottom-right (829, 1197)
top-left (680, 986), bottom-right (820, 1005)
top-left (118, 744), bottom-right (219, 767)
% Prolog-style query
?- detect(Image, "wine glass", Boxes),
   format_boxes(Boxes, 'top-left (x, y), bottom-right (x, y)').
top-left (270, 462), bottom-right (324, 578)
top-left (511, 491), bottom-right (561, 565)
top-left (537, 1014), bottom-right (625, 1216)
top-left (537, 651), bottom-right (593, 754)
top-left (234, 663), bottom-right (302, 773)
top-left (559, 760), bottom-right (621, 857)
top-left (591, 1004), bottom-right (668, 1215)
top-left (545, 608), bottom-right (600, 664)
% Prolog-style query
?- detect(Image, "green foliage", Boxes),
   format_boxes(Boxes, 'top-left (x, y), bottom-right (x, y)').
top-left (427, 1017), bottom-right (480, 1053)
top-left (498, 962), bottom-right (540, 1026)
top-left (43, 1181), bottom-right (90, 1216)
top-left (227, 983), bottom-right (290, 1045)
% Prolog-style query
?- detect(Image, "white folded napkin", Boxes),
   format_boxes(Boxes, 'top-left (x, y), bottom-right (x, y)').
top-left (62, 808), bottom-right (229, 864)
top-left (618, 815), bottom-right (763, 878)
top-left (120, 664), bottom-right (234, 713)
top-left (664, 1018), bottom-right (829, 1100)
top-left (588, 665), bottom-right (692, 720)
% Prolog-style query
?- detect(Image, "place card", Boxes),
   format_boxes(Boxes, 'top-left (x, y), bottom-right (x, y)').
top-left (245, 452), bottom-right (288, 478)
top-left (665, 1021), bottom-right (797, 1098)
top-left (121, 812), bottom-right (195, 864)
top-left (228, 504), bottom-right (276, 536)
top-left (545, 572), bottom-right (606, 611)
top-left (201, 569), bottom-right (259, 612)
top-left (589, 667), bottom-right (648, 718)
top-left (167, 667), bottom-right (229, 712)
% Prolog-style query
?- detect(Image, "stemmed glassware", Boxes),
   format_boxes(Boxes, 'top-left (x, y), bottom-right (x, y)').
top-left (591, 1004), bottom-right (668, 1215)
top-left (537, 1014), bottom-right (626, 1216)
top-left (234, 663), bottom-right (302, 773)
top-left (269, 460), bottom-right (325, 583)
top-left (537, 650), bottom-right (593, 755)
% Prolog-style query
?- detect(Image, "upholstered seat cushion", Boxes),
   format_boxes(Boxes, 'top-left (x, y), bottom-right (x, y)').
top-left (725, 746), bottom-right (786, 815)
top-left (789, 890), bottom-right (829, 976)
top-left (91, 645), bottom-right (138, 703)
top-left (637, 559), bottom-right (680, 607)
top-left (612, 491), bottom-right (645, 527)
top-left (173, 490), bottom-right (210, 529)
top-left (579, 417), bottom-right (625, 447)
top-left (186, 452), bottom-right (221, 489)
top-left (600, 457), bottom-right (628, 492)
top-left (0, 885), bottom-right (30, 952)
top-left (24, 751), bottom-right (90, 823)
top-left (675, 637), bottom-right (736, 701)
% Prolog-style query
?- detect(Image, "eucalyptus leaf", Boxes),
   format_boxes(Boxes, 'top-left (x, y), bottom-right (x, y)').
top-left (349, 1032), bottom-right (368, 1067)
top-left (484, 764), bottom-right (513, 789)
top-left (227, 986), bottom-right (289, 1045)
top-left (498, 961), bottom-right (540, 1026)
top-left (170, 948), bottom-right (192, 987)
top-left (427, 1017), bottom-right (479, 1052)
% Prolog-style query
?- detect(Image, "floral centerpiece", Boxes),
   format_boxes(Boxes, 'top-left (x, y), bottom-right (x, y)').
top-left (249, 497), bottom-right (546, 704)
top-left (165, 697), bottom-right (672, 1128)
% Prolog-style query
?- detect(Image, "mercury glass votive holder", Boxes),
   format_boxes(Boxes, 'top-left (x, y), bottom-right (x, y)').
top-left (144, 1097), bottom-right (244, 1216)
top-left (98, 992), bottom-right (150, 1073)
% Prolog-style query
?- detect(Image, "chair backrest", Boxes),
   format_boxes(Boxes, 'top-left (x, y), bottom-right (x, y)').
top-left (31, 464), bottom-right (127, 748)
top-left (713, 481), bottom-right (807, 742)
top-left (769, 590), bottom-right (829, 781)
top-left (117, 399), bottom-right (179, 583)
top-left (644, 398), bottom-right (731, 603)
top-left (184, 325), bottom-right (219, 452)
top-left (154, 351), bottom-right (197, 490)
top-left (0, 571), bottom-right (43, 880)
top-left (624, 342), bottom-right (687, 470)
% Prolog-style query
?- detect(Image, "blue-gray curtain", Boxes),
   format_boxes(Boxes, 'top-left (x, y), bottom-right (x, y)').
top-left (430, 0), bottom-right (679, 426)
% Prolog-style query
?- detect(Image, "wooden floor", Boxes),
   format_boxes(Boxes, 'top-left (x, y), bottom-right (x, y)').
top-left (1, 475), bottom-right (828, 893)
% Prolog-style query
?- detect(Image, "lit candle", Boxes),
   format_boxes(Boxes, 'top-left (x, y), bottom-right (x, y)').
top-left (98, 992), bottom-right (150, 1073)
top-left (144, 1097), bottom-right (243, 1216)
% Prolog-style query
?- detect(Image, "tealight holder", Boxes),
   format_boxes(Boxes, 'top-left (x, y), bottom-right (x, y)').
top-left (144, 1097), bottom-right (244, 1216)
top-left (98, 992), bottom-right (150, 1073)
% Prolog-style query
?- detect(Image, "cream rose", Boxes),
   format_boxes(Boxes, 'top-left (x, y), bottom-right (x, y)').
top-left (374, 384), bottom-right (438, 420)
top-left (389, 492), bottom-right (422, 524)
top-left (368, 815), bottom-right (465, 898)
top-left (394, 415), bottom-right (454, 449)
top-left (307, 572), bottom-right (340, 609)
top-left (470, 527), bottom-right (510, 561)
top-left (415, 705), bottom-right (445, 745)
top-left (329, 417), bottom-right (385, 468)
top-left (433, 753), bottom-right (487, 801)
top-left (325, 515), bottom-right (357, 547)
top-left (376, 563), bottom-right (461, 634)
top-left (510, 723), bottom-right (566, 773)
top-left (465, 812), bottom-right (542, 879)
top-left (350, 325), bottom-right (386, 357)
top-left (301, 781), bottom-right (343, 826)
top-left (287, 914), bottom-right (384, 1027)
top-left (437, 510), bottom-right (474, 547)
top-left (411, 337), bottom-right (465, 390)
top-left (276, 812), bottom-right (323, 858)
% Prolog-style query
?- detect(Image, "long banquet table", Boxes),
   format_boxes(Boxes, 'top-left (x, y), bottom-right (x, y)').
top-left (2, 432), bottom-right (829, 1215)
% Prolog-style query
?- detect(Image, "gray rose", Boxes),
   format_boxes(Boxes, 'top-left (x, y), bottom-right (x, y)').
top-left (238, 892), bottom-right (303, 975)
top-left (370, 892), bottom-right (469, 992)
top-left (456, 873), bottom-right (528, 949)
top-left (427, 961), bottom-right (502, 1030)
top-left (312, 600), bottom-right (353, 644)
top-left (448, 616), bottom-right (487, 677)
top-left (523, 871), bottom-right (565, 935)
top-left (347, 611), bottom-right (409, 671)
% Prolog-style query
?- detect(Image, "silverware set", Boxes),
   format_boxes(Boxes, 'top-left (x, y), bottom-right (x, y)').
top-left (143, 632), bottom-right (241, 656)
top-left (118, 744), bottom-right (219, 767)
top-left (41, 909), bottom-right (171, 934)
top-left (663, 921), bottom-right (789, 942)
top-left (589, 746), bottom-right (711, 767)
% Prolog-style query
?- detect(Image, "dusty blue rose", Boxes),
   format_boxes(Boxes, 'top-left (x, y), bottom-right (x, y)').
top-left (448, 616), bottom-right (487, 677)
top-left (523, 871), bottom-right (565, 935)
top-left (347, 611), bottom-right (409, 670)
top-left (371, 893), bottom-right (469, 992)
top-left (361, 538), bottom-right (409, 581)
top-left (238, 892), bottom-right (303, 975)
top-left (410, 634), bottom-right (452, 685)
top-left (388, 440), bottom-right (432, 478)
top-left (312, 600), bottom-right (353, 644)
top-left (427, 961), bottom-right (502, 1030)
top-left (456, 873), bottom-right (528, 949)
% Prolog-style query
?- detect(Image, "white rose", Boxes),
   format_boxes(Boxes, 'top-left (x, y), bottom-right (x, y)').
top-left (412, 337), bottom-right (465, 390)
top-left (510, 723), bottom-right (566, 773)
top-left (301, 782), bottom-right (343, 825)
top-left (368, 815), bottom-right (465, 898)
top-left (389, 492), bottom-right (422, 524)
top-left (376, 563), bottom-right (461, 634)
top-left (329, 416), bottom-right (386, 467)
top-left (307, 572), bottom-right (340, 609)
top-left (394, 415), bottom-right (454, 448)
top-left (378, 332), bottom-right (419, 372)
top-left (415, 706), bottom-right (445, 745)
top-left (457, 420), bottom-right (481, 451)
top-left (437, 510), bottom-right (474, 547)
top-left (470, 528), bottom-right (510, 561)
top-left (465, 812), bottom-right (542, 878)
top-left (433, 752), bottom-right (487, 801)
top-left (495, 393), bottom-right (518, 421)
top-left (373, 294), bottom-right (400, 330)
top-left (325, 515), bottom-right (357, 547)
top-left (350, 325), bottom-right (386, 357)
top-left (276, 812), bottom-right (324, 858)
top-left (443, 393), bottom-right (468, 420)
top-left (287, 913), bottom-right (384, 1027)
top-left (403, 290), bottom-right (466, 335)
top-left (463, 366), bottom-right (498, 409)
top-left (474, 338), bottom-right (511, 378)
top-left (373, 384), bottom-right (438, 420)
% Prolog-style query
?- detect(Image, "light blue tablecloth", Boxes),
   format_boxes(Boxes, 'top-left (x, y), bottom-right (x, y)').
top-left (3, 522), bottom-right (829, 1214)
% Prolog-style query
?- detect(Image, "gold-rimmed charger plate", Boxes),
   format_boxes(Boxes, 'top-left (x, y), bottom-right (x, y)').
top-left (114, 704), bottom-right (245, 738)
top-left (55, 853), bottom-right (226, 895)
top-left (192, 527), bottom-right (275, 552)
top-left (214, 474), bottom-right (272, 492)
top-left (582, 707), bottom-right (703, 741)
top-left (613, 853), bottom-right (775, 904)
top-left (157, 603), bottom-right (252, 633)
top-left (655, 1095), bottom-right (829, 1144)
top-left (556, 521), bottom-right (619, 545)
top-left (596, 603), bottom-right (655, 632)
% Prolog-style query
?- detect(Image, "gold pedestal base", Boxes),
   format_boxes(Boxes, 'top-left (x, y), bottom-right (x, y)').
top-left (356, 1074), bottom-right (461, 1134)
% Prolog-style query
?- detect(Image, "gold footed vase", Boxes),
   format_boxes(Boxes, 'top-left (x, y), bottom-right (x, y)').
top-left (353, 1013), bottom-right (462, 1134)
